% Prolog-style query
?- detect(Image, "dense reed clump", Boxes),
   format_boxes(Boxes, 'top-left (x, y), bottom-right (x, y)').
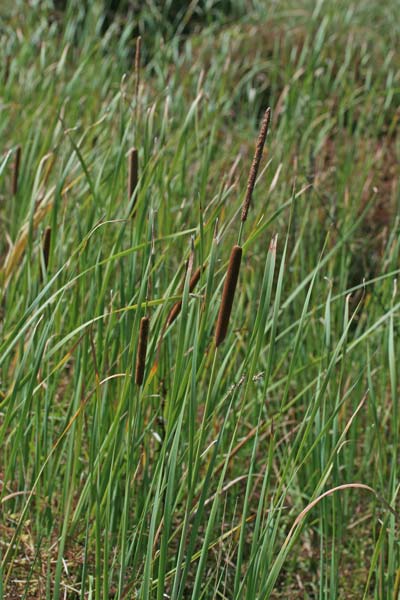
top-left (2, 3), bottom-right (398, 597)
top-left (135, 316), bottom-right (149, 386)
top-left (215, 244), bottom-right (242, 346)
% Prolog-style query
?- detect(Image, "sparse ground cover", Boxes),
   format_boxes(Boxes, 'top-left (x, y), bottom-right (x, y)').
top-left (0, 1), bottom-right (399, 598)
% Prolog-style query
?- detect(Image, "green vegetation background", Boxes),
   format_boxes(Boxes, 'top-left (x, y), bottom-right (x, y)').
top-left (0, 1), bottom-right (399, 598)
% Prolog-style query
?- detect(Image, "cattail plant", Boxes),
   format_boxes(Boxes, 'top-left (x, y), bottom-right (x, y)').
top-left (151, 260), bottom-right (203, 377)
top-left (39, 226), bottom-right (51, 282)
top-left (166, 264), bottom-right (203, 326)
top-left (12, 145), bottom-right (21, 196)
top-left (42, 226), bottom-right (51, 270)
top-left (135, 316), bottom-right (149, 386)
top-left (215, 244), bottom-right (242, 347)
top-left (128, 147), bottom-right (138, 211)
top-left (214, 106), bottom-right (271, 346)
top-left (241, 107), bottom-right (271, 223)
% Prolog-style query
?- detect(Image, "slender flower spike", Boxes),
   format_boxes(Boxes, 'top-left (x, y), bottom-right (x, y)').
top-left (241, 107), bottom-right (271, 223)
top-left (135, 316), bottom-right (149, 386)
top-left (215, 245), bottom-right (242, 347)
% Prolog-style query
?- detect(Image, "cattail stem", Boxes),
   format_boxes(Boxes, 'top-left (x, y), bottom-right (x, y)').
top-left (237, 221), bottom-right (244, 246)
top-left (166, 265), bottom-right (203, 326)
top-left (135, 35), bottom-right (141, 122)
top-left (135, 316), bottom-right (149, 386)
top-left (241, 107), bottom-right (271, 223)
top-left (215, 245), bottom-right (242, 347)
top-left (128, 147), bottom-right (138, 212)
top-left (12, 145), bottom-right (21, 196)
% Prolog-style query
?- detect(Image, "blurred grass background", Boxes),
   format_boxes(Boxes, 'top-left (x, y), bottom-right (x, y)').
top-left (0, 1), bottom-right (399, 598)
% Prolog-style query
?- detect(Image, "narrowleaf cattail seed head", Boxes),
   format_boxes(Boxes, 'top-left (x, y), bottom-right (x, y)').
top-left (42, 226), bottom-right (51, 271)
top-left (135, 316), bottom-right (149, 386)
top-left (128, 147), bottom-right (138, 205)
top-left (166, 265), bottom-right (203, 326)
top-left (12, 145), bottom-right (21, 196)
top-left (241, 107), bottom-right (271, 223)
top-left (39, 226), bottom-right (51, 282)
top-left (215, 245), bottom-right (242, 347)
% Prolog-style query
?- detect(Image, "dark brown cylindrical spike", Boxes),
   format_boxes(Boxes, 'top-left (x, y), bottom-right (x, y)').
top-left (215, 245), bottom-right (242, 347)
top-left (128, 147), bottom-right (138, 207)
top-left (39, 226), bottom-right (52, 283)
top-left (135, 316), bottom-right (149, 386)
top-left (12, 145), bottom-right (21, 196)
top-left (42, 226), bottom-right (51, 270)
top-left (241, 107), bottom-right (271, 223)
top-left (166, 265), bottom-right (203, 326)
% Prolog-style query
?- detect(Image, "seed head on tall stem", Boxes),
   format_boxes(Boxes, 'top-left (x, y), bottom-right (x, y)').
top-left (215, 244), bottom-right (242, 347)
top-left (12, 145), bottom-right (21, 196)
top-left (241, 107), bottom-right (271, 224)
top-left (135, 316), bottom-right (149, 386)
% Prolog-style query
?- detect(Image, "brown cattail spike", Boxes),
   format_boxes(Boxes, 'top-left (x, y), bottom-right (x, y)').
top-left (128, 146), bottom-right (138, 209)
top-left (42, 226), bottom-right (52, 271)
top-left (241, 107), bottom-right (271, 223)
top-left (215, 245), bottom-right (242, 347)
top-left (166, 265), bottom-right (203, 326)
top-left (39, 226), bottom-right (51, 283)
top-left (135, 316), bottom-right (149, 386)
top-left (12, 145), bottom-right (21, 196)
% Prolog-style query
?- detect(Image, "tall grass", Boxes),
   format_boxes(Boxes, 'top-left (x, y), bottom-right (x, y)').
top-left (0, 1), bottom-right (399, 598)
